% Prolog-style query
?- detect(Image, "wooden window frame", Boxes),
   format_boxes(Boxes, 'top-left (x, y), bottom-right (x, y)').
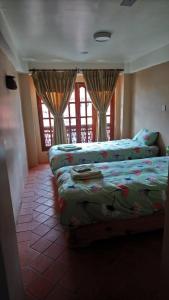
top-left (37, 83), bottom-right (115, 151)
top-left (37, 95), bottom-right (54, 151)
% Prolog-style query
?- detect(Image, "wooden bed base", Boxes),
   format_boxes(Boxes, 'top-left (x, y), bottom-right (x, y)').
top-left (66, 212), bottom-right (164, 248)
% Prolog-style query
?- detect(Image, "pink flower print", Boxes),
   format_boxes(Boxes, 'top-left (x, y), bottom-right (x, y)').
top-left (65, 153), bottom-right (74, 163)
top-left (100, 151), bottom-right (108, 158)
top-left (133, 169), bottom-right (142, 176)
top-left (117, 184), bottom-right (129, 197)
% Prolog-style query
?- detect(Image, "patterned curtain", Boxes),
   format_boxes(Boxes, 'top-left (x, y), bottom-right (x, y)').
top-left (82, 69), bottom-right (120, 141)
top-left (32, 70), bottom-right (77, 145)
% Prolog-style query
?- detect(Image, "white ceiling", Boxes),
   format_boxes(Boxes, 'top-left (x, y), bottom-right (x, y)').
top-left (0, 0), bottom-right (169, 72)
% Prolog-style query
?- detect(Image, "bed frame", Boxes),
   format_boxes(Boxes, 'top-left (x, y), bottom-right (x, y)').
top-left (65, 212), bottom-right (164, 248)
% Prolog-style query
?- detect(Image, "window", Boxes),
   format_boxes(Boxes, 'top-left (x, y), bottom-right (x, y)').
top-left (63, 83), bottom-right (97, 143)
top-left (37, 82), bottom-right (115, 151)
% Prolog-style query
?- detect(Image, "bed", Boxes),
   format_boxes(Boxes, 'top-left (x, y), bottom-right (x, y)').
top-left (49, 138), bottom-right (159, 173)
top-left (54, 156), bottom-right (168, 246)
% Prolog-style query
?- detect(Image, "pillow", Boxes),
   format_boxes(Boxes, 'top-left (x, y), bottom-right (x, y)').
top-left (133, 129), bottom-right (158, 146)
top-left (132, 129), bottom-right (144, 141)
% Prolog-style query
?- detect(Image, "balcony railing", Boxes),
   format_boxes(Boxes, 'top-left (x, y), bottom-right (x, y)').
top-left (43, 125), bottom-right (110, 149)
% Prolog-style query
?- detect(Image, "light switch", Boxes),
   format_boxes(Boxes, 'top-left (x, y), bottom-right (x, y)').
top-left (161, 104), bottom-right (166, 112)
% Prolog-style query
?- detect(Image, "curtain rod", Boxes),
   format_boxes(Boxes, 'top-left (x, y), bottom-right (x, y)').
top-left (29, 68), bottom-right (124, 72)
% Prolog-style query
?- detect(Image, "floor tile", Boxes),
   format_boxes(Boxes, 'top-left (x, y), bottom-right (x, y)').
top-left (17, 231), bottom-right (32, 243)
top-left (45, 283), bottom-right (78, 300)
top-left (32, 223), bottom-right (50, 237)
top-left (21, 267), bottom-right (39, 286)
top-left (34, 213), bottom-right (50, 224)
top-left (44, 228), bottom-right (61, 242)
top-left (43, 260), bottom-right (67, 284)
top-left (44, 207), bottom-right (56, 217)
top-left (44, 200), bottom-right (54, 207)
top-left (17, 214), bottom-right (33, 224)
top-left (35, 197), bottom-right (49, 204)
top-left (19, 208), bottom-right (33, 216)
top-left (30, 253), bottom-right (54, 273)
top-left (34, 204), bottom-right (49, 213)
top-left (16, 222), bottom-right (32, 233)
top-left (43, 241), bottom-right (65, 260)
top-left (31, 237), bottom-right (53, 253)
top-left (30, 233), bottom-right (41, 246)
top-left (43, 216), bottom-right (59, 228)
top-left (27, 276), bottom-right (55, 300)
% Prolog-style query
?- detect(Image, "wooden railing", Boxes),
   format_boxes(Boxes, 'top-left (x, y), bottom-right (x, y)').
top-left (43, 125), bottom-right (110, 149)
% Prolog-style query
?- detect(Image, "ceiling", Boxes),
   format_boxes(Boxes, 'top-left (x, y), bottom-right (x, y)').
top-left (0, 0), bottom-right (169, 72)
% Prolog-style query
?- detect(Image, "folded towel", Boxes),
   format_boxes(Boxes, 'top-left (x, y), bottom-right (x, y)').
top-left (71, 166), bottom-right (103, 180)
top-left (73, 165), bottom-right (94, 173)
top-left (58, 145), bottom-right (82, 152)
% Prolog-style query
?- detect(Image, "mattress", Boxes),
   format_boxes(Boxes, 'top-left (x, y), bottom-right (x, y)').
top-left (54, 156), bottom-right (168, 228)
top-left (49, 139), bottom-right (159, 173)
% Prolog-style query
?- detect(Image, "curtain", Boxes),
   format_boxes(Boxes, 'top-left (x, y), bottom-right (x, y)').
top-left (32, 70), bottom-right (77, 145)
top-left (82, 69), bottom-right (120, 141)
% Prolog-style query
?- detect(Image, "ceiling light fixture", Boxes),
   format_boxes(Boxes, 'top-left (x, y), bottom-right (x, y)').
top-left (120, 0), bottom-right (137, 7)
top-left (93, 31), bottom-right (112, 42)
top-left (80, 51), bottom-right (88, 54)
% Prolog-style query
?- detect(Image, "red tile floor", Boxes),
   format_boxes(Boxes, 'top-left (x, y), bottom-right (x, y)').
top-left (16, 164), bottom-right (163, 300)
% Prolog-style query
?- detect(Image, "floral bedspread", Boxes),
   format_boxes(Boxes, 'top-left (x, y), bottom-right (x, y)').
top-left (54, 156), bottom-right (168, 227)
top-left (49, 139), bottom-right (159, 173)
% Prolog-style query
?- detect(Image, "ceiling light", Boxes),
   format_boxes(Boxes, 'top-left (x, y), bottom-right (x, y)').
top-left (93, 31), bottom-right (111, 42)
top-left (80, 51), bottom-right (88, 54)
top-left (120, 0), bottom-right (137, 7)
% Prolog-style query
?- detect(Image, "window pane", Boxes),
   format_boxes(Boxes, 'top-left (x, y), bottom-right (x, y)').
top-left (86, 91), bottom-right (91, 102)
top-left (70, 90), bottom-right (75, 102)
top-left (106, 116), bottom-right (110, 124)
top-left (64, 106), bottom-right (69, 117)
top-left (106, 105), bottom-right (110, 115)
top-left (87, 102), bottom-right (92, 116)
top-left (43, 119), bottom-right (50, 127)
top-left (81, 118), bottom-right (86, 125)
top-left (87, 117), bottom-right (92, 125)
top-left (69, 103), bottom-right (76, 117)
top-left (51, 119), bottom-right (54, 127)
top-left (80, 103), bottom-right (86, 116)
top-left (49, 111), bottom-right (54, 118)
top-left (80, 87), bottom-right (85, 102)
top-left (44, 130), bottom-right (52, 147)
top-left (42, 104), bottom-right (49, 118)
top-left (64, 118), bottom-right (69, 126)
top-left (71, 128), bottom-right (77, 143)
top-left (71, 118), bottom-right (76, 126)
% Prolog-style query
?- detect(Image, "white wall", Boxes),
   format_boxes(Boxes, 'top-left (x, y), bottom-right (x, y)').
top-left (130, 61), bottom-right (169, 154)
top-left (0, 48), bottom-right (28, 220)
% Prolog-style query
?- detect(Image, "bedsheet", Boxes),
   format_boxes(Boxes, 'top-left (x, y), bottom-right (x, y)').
top-left (49, 139), bottom-right (159, 173)
top-left (54, 156), bottom-right (168, 228)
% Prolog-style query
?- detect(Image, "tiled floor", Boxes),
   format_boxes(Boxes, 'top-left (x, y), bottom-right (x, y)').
top-left (16, 164), bottom-right (163, 300)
